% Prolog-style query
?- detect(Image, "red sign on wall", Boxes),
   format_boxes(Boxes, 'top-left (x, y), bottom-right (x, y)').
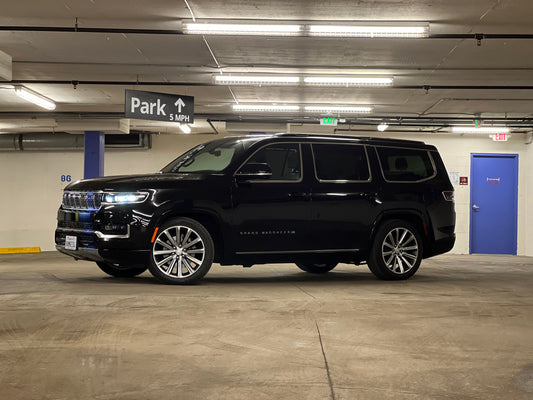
top-left (492, 133), bottom-right (509, 141)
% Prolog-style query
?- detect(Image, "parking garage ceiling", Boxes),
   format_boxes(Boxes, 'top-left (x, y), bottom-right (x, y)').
top-left (0, 0), bottom-right (533, 135)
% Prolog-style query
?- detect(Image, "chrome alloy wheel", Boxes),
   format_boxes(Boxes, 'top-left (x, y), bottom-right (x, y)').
top-left (381, 227), bottom-right (419, 275)
top-left (152, 225), bottom-right (206, 278)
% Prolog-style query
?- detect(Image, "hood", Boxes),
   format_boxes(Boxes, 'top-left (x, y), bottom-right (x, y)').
top-left (65, 173), bottom-right (207, 192)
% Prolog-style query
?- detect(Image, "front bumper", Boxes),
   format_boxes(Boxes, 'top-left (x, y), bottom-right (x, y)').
top-left (55, 206), bottom-right (153, 265)
top-left (56, 245), bottom-right (104, 262)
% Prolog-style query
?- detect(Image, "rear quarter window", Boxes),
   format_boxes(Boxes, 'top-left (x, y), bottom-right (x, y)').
top-left (377, 147), bottom-right (435, 182)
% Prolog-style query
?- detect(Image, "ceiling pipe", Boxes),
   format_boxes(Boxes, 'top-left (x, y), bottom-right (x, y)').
top-left (10, 80), bottom-right (533, 90)
top-left (1, 112), bottom-right (533, 124)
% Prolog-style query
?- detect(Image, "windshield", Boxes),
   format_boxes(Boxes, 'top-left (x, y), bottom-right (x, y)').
top-left (160, 139), bottom-right (244, 174)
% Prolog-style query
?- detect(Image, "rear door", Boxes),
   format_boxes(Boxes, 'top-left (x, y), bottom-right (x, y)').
top-left (308, 143), bottom-right (379, 251)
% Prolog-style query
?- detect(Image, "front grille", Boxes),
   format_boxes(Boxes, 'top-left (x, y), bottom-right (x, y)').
top-left (57, 220), bottom-right (94, 231)
top-left (62, 192), bottom-right (103, 211)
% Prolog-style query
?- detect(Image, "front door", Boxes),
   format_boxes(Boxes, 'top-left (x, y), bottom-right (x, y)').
top-left (231, 142), bottom-right (313, 254)
top-left (470, 154), bottom-right (518, 255)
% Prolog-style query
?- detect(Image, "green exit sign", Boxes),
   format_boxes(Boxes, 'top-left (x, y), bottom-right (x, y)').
top-left (320, 117), bottom-right (338, 126)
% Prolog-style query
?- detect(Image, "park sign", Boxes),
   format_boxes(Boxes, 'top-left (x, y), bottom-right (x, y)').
top-left (125, 89), bottom-right (194, 123)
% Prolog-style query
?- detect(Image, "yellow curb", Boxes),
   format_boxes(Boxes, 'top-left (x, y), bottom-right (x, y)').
top-left (0, 247), bottom-right (41, 254)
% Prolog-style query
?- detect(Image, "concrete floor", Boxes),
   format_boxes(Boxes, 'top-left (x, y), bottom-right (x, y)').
top-left (0, 252), bottom-right (532, 400)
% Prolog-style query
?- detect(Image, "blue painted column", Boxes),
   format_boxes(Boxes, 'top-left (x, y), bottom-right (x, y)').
top-left (84, 131), bottom-right (104, 179)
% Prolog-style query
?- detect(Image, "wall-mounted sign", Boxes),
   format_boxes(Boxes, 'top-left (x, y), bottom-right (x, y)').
top-left (448, 172), bottom-right (459, 186)
top-left (125, 89), bottom-right (194, 123)
top-left (491, 133), bottom-right (509, 141)
top-left (460, 176), bottom-right (468, 185)
top-left (320, 117), bottom-right (338, 126)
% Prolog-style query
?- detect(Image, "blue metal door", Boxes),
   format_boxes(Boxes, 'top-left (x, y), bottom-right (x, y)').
top-left (470, 154), bottom-right (518, 254)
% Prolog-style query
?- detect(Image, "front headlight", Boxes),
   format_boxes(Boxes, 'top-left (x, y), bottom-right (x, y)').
top-left (102, 192), bottom-right (149, 204)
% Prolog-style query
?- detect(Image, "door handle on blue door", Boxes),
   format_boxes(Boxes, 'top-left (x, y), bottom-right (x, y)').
top-left (472, 204), bottom-right (480, 211)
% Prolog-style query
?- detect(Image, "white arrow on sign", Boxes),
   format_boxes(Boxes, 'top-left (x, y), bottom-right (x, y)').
top-left (174, 98), bottom-right (186, 113)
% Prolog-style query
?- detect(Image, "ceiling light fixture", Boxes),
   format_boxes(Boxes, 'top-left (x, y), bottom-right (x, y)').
top-left (304, 76), bottom-right (393, 86)
top-left (14, 86), bottom-right (56, 110)
top-left (179, 124), bottom-right (191, 134)
top-left (308, 23), bottom-right (429, 38)
top-left (304, 105), bottom-right (373, 114)
top-left (377, 123), bottom-right (389, 131)
top-left (451, 126), bottom-right (510, 134)
top-left (214, 75), bottom-right (300, 85)
top-left (183, 22), bottom-right (301, 36)
top-left (233, 104), bottom-right (300, 112)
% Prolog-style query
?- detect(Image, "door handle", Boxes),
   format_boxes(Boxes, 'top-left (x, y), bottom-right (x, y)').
top-left (472, 204), bottom-right (480, 211)
top-left (289, 192), bottom-right (311, 200)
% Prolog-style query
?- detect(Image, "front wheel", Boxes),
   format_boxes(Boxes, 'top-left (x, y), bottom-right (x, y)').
top-left (148, 218), bottom-right (214, 285)
top-left (296, 262), bottom-right (338, 274)
top-left (367, 220), bottom-right (423, 280)
top-left (96, 262), bottom-right (147, 278)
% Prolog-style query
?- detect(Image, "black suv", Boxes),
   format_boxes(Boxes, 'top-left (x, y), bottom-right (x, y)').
top-left (56, 134), bottom-right (455, 284)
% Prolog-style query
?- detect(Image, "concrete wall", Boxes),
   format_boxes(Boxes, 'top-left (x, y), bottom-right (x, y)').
top-left (0, 131), bottom-right (531, 255)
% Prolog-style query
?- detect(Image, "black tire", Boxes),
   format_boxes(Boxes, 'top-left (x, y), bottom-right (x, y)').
top-left (96, 262), bottom-right (147, 278)
top-left (367, 220), bottom-right (423, 280)
top-left (148, 217), bottom-right (214, 285)
top-left (296, 262), bottom-right (338, 274)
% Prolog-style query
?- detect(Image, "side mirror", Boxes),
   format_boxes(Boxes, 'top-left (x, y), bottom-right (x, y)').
top-left (236, 162), bottom-right (272, 181)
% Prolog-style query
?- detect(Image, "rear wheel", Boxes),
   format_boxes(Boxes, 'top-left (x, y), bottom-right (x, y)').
top-left (367, 220), bottom-right (423, 280)
top-left (296, 262), bottom-right (337, 274)
top-left (148, 217), bottom-right (214, 285)
top-left (96, 262), bottom-right (147, 278)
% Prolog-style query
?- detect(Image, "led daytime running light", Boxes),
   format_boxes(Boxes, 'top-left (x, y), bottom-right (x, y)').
top-left (103, 192), bottom-right (148, 204)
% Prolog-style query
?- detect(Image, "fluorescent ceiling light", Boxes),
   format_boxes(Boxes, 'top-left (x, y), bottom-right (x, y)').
top-left (14, 86), bottom-right (56, 110)
top-left (233, 104), bottom-right (300, 112)
top-left (183, 23), bottom-right (301, 36)
top-left (215, 75), bottom-right (300, 85)
top-left (215, 75), bottom-right (393, 86)
top-left (451, 126), bottom-right (510, 134)
top-left (304, 105), bottom-right (373, 114)
top-left (377, 123), bottom-right (389, 131)
top-left (304, 76), bottom-right (393, 86)
top-left (309, 23), bottom-right (429, 38)
top-left (179, 124), bottom-right (191, 134)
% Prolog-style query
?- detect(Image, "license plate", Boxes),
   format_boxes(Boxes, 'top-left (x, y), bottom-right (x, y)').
top-left (65, 235), bottom-right (77, 250)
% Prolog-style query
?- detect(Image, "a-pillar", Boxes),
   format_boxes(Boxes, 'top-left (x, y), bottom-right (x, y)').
top-left (84, 131), bottom-right (104, 179)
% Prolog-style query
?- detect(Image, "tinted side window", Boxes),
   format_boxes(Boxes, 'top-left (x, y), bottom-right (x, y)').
top-left (243, 143), bottom-right (301, 181)
top-left (312, 144), bottom-right (370, 181)
top-left (377, 147), bottom-right (435, 182)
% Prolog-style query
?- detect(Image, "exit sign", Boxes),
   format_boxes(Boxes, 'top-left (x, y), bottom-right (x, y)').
top-left (320, 117), bottom-right (338, 126)
top-left (492, 133), bottom-right (509, 141)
